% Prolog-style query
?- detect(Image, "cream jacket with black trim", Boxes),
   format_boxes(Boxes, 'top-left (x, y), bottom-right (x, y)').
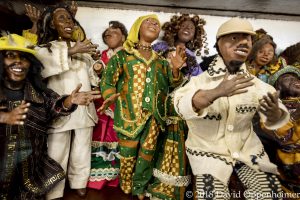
top-left (174, 55), bottom-right (290, 184)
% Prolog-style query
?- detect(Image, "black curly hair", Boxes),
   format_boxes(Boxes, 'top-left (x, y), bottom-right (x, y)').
top-left (161, 13), bottom-right (208, 56)
top-left (0, 51), bottom-right (46, 92)
top-left (280, 42), bottom-right (300, 65)
top-left (102, 21), bottom-right (128, 45)
top-left (37, 3), bottom-right (86, 45)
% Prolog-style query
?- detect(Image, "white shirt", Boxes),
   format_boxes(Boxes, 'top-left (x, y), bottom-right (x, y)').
top-left (36, 41), bottom-right (99, 132)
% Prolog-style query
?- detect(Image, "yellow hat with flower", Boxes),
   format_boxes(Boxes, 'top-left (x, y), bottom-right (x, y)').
top-left (0, 34), bottom-right (36, 55)
top-left (123, 14), bottom-right (160, 53)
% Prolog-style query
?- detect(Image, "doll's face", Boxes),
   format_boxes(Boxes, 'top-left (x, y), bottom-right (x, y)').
top-left (3, 51), bottom-right (30, 82)
top-left (218, 33), bottom-right (252, 73)
top-left (52, 8), bottom-right (75, 40)
top-left (277, 73), bottom-right (300, 97)
top-left (255, 43), bottom-right (275, 67)
top-left (104, 27), bottom-right (125, 49)
top-left (139, 18), bottom-right (160, 43)
top-left (177, 20), bottom-right (195, 43)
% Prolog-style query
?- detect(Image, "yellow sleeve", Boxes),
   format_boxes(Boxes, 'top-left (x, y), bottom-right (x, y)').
top-left (22, 29), bottom-right (37, 45)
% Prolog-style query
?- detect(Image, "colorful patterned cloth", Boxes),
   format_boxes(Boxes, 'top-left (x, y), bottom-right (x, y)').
top-left (100, 47), bottom-right (182, 195)
top-left (0, 82), bottom-right (75, 199)
top-left (88, 49), bottom-right (120, 190)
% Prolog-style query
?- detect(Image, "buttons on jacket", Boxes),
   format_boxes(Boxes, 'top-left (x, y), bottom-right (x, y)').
top-left (232, 152), bottom-right (239, 159)
top-left (145, 97), bottom-right (150, 103)
top-left (147, 67), bottom-right (151, 72)
top-left (146, 78), bottom-right (151, 83)
top-left (227, 125), bottom-right (234, 131)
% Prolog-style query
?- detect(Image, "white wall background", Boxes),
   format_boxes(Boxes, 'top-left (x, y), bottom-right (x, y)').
top-left (76, 7), bottom-right (300, 56)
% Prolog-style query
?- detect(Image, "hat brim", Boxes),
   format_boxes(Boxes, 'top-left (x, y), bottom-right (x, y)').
top-left (217, 30), bottom-right (256, 39)
top-left (0, 46), bottom-right (36, 55)
top-left (268, 65), bottom-right (300, 86)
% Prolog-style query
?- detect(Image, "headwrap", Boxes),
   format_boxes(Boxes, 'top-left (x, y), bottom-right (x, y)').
top-left (268, 65), bottom-right (300, 86)
top-left (123, 14), bottom-right (160, 53)
top-left (0, 34), bottom-right (36, 55)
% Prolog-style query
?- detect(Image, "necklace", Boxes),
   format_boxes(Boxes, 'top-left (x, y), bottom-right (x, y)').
top-left (283, 97), bottom-right (300, 110)
top-left (136, 43), bottom-right (152, 51)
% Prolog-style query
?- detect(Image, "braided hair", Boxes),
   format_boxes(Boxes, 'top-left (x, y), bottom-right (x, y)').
top-left (162, 13), bottom-right (208, 56)
top-left (37, 3), bottom-right (85, 45)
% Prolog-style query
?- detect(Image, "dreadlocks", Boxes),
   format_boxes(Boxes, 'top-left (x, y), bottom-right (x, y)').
top-left (37, 3), bottom-right (85, 45)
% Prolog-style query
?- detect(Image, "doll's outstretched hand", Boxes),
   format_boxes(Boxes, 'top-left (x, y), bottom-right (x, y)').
top-left (0, 101), bottom-right (30, 125)
top-left (97, 93), bottom-right (120, 114)
top-left (69, 84), bottom-right (102, 106)
top-left (63, 84), bottom-right (101, 109)
top-left (259, 91), bottom-right (283, 124)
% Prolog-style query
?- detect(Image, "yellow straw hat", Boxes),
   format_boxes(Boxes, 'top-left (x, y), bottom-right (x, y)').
top-left (216, 17), bottom-right (255, 39)
top-left (123, 14), bottom-right (160, 53)
top-left (0, 34), bottom-right (36, 55)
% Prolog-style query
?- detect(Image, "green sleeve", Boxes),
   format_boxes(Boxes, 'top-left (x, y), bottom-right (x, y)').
top-left (100, 53), bottom-right (123, 100)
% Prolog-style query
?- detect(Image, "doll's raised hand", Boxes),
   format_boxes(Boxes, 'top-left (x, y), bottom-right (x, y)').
top-left (170, 44), bottom-right (187, 78)
top-left (25, 3), bottom-right (41, 34)
top-left (69, 1), bottom-right (78, 17)
top-left (259, 91), bottom-right (283, 124)
top-left (0, 101), bottom-right (30, 125)
top-left (68, 33), bottom-right (98, 55)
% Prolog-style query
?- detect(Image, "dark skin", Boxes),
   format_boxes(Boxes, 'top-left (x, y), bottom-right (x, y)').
top-left (97, 17), bottom-right (186, 114)
top-left (192, 32), bottom-right (283, 124)
top-left (50, 8), bottom-right (98, 56)
top-left (0, 50), bottom-right (102, 125)
top-left (94, 27), bottom-right (126, 74)
top-left (176, 20), bottom-right (196, 46)
top-left (276, 73), bottom-right (300, 121)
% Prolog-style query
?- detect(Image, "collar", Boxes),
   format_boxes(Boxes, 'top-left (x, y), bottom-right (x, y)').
top-left (132, 48), bottom-right (158, 66)
top-left (0, 81), bottom-right (44, 104)
top-left (207, 55), bottom-right (248, 77)
top-left (107, 46), bottom-right (124, 58)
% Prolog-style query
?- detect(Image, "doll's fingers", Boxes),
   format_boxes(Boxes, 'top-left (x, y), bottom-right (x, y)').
top-left (77, 32), bottom-right (82, 42)
top-left (0, 106), bottom-right (7, 110)
top-left (268, 91), bottom-right (279, 104)
top-left (89, 90), bottom-right (101, 95)
top-left (72, 84), bottom-right (82, 94)
top-left (32, 6), bottom-right (37, 15)
top-left (223, 72), bottom-right (230, 80)
top-left (25, 4), bottom-right (29, 12)
top-left (263, 95), bottom-right (273, 107)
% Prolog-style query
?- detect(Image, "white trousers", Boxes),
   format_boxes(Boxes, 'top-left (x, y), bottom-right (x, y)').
top-left (46, 127), bottom-right (93, 200)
